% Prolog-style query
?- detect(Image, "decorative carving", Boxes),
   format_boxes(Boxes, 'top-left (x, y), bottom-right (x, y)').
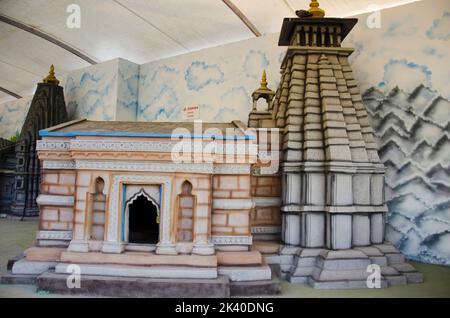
top-left (36, 140), bottom-right (70, 151)
top-left (211, 235), bottom-right (253, 245)
top-left (42, 160), bottom-right (75, 170)
top-left (72, 160), bottom-right (251, 175)
top-left (251, 226), bottom-right (281, 234)
top-left (75, 160), bottom-right (213, 173)
top-left (68, 139), bottom-right (256, 156)
top-left (36, 230), bottom-right (72, 240)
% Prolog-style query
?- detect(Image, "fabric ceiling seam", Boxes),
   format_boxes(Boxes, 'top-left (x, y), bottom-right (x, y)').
top-left (0, 86), bottom-right (21, 99)
top-left (282, 0), bottom-right (297, 14)
top-left (113, 0), bottom-right (190, 52)
top-left (0, 14), bottom-right (98, 65)
top-left (0, 58), bottom-right (42, 78)
top-left (221, 0), bottom-right (262, 37)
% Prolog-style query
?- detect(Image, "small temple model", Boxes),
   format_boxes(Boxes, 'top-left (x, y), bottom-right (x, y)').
top-left (2, 1), bottom-right (423, 295)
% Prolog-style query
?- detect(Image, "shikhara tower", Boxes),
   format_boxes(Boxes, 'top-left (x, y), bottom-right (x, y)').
top-left (272, 13), bottom-right (387, 249)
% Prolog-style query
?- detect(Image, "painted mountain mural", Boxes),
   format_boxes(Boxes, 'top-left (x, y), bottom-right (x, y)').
top-left (363, 85), bottom-right (450, 266)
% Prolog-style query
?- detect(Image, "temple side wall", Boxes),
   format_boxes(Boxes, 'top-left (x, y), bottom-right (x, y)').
top-left (211, 175), bottom-right (251, 237)
top-left (250, 175), bottom-right (281, 239)
top-left (39, 170), bottom-right (76, 231)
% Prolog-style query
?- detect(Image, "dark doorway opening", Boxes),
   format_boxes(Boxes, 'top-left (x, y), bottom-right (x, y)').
top-left (128, 195), bottom-right (159, 244)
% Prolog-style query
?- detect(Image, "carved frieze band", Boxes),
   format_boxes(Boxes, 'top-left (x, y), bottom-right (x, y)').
top-left (42, 160), bottom-right (75, 170)
top-left (251, 226), bottom-right (281, 234)
top-left (36, 140), bottom-right (70, 151)
top-left (36, 230), bottom-right (72, 240)
top-left (211, 235), bottom-right (253, 245)
top-left (73, 160), bottom-right (250, 175)
top-left (37, 139), bottom-right (257, 156)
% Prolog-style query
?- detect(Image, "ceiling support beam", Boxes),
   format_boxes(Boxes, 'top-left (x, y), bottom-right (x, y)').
top-left (0, 14), bottom-right (98, 65)
top-left (0, 86), bottom-right (22, 99)
top-left (222, 0), bottom-right (261, 37)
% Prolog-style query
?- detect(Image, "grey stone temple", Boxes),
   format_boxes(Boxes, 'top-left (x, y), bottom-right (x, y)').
top-left (275, 17), bottom-right (387, 250)
top-left (0, 66), bottom-right (68, 217)
top-left (248, 8), bottom-right (423, 288)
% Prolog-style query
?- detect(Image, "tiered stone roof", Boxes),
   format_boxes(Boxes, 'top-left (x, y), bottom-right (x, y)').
top-left (272, 49), bottom-right (381, 165)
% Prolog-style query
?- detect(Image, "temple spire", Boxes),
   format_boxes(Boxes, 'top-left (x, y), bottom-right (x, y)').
top-left (308, 0), bottom-right (325, 18)
top-left (43, 64), bottom-right (60, 85)
top-left (259, 70), bottom-right (268, 90)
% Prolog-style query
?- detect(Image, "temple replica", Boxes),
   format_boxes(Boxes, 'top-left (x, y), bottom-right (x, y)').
top-left (1, 2), bottom-right (422, 296)
top-left (0, 65), bottom-right (68, 217)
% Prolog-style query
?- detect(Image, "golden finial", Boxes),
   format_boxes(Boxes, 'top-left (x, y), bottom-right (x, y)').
top-left (43, 65), bottom-right (60, 85)
top-left (259, 70), bottom-right (268, 90)
top-left (308, 0), bottom-right (325, 18)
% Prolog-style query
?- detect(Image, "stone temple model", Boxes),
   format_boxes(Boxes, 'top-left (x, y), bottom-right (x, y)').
top-left (0, 65), bottom-right (68, 217)
top-left (248, 0), bottom-right (423, 288)
top-left (1, 1), bottom-right (422, 296)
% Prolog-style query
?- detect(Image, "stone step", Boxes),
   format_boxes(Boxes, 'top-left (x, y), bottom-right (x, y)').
top-left (288, 276), bottom-right (308, 284)
top-left (279, 245), bottom-right (301, 255)
top-left (251, 241), bottom-right (280, 254)
top-left (218, 265), bottom-right (272, 282)
top-left (314, 269), bottom-right (371, 281)
top-left (263, 254), bottom-right (281, 264)
top-left (7, 254), bottom-right (24, 271)
top-left (294, 256), bottom-right (316, 267)
top-left (37, 272), bottom-right (230, 298)
top-left (0, 272), bottom-right (37, 285)
top-left (12, 259), bottom-right (57, 275)
top-left (354, 246), bottom-right (384, 257)
top-left (25, 247), bottom-right (65, 262)
top-left (291, 266), bottom-right (315, 276)
top-left (386, 275), bottom-right (407, 286)
top-left (217, 251), bottom-right (262, 266)
top-left (370, 256), bottom-right (388, 266)
top-left (386, 253), bottom-right (405, 265)
top-left (373, 243), bottom-right (400, 254)
top-left (230, 279), bottom-right (281, 296)
top-left (60, 251), bottom-right (217, 267)
top-left (316, 257), bottom-right (371, 270)
top-left (405, 272), bottom-right (424, 283)
top-left (393, 263), bottom-right (418, 273)
top-left (55, 263), bottom-right (217, 279)
top-left (381, 266), bottom-right (400, 276)
top-left (326, 250), bottom-right (368, 259)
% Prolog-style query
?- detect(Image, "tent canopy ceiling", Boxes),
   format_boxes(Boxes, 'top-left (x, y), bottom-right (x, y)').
top-left (0, 0), bottom-right (422, 103)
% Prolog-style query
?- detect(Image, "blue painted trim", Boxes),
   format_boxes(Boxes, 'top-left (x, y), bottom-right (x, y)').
top-left (121, 184), bottom-right (126, 241)
top-left (39, 129), bottom-right (255, 140)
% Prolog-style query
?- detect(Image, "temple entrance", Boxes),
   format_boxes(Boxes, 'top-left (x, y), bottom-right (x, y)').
top-left (128, 194), bottom-right (159, 244)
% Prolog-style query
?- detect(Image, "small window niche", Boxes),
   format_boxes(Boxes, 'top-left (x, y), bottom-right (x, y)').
top-left (177, 181), bottom-right (195, 242)
top-left (87, 177), bottom-right (106, 241)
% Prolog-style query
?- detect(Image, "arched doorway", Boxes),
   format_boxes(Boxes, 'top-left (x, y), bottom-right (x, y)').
top-left (126, 192), bottom-right (159, 244)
